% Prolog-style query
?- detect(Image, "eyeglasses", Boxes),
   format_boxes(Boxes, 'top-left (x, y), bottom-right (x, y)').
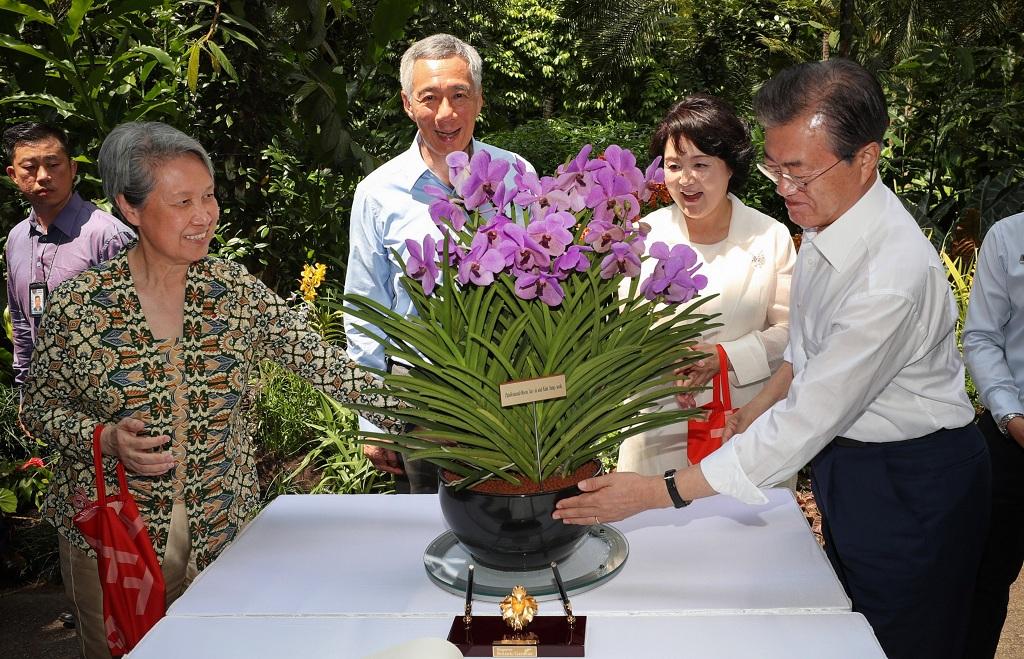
top-left (756, 157), bottom-right (846, 192)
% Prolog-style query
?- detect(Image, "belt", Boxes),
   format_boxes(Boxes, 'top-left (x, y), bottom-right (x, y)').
top-left (833, 431), bottom-right (943, 448)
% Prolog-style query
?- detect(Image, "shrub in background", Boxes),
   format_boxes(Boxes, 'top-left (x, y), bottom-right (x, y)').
top-left (482, 119), bottom-right (653, 176)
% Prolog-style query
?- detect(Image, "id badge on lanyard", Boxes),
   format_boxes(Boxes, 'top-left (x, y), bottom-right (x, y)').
top-left (29, 281), bottom-right (48, 317)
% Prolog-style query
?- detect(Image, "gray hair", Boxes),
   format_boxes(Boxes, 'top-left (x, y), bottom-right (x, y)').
top-left (399, 33), bottom-right (482, 96)
top-left (98, 121), bottom-right (214, 215)
top-left (753, 58), bottom-right (889, 161)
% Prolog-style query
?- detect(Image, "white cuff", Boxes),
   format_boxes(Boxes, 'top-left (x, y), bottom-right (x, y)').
top-left (719, 334), bottom-right (770, 387)
top-left (699, 439), bottom-right (770, 505)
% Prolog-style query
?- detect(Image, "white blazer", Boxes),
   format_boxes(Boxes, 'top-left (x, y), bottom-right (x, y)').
top-left (618, 195), bottom-right (796, 475)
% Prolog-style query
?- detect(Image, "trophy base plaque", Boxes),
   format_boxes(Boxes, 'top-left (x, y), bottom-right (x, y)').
top-left (447, 615), bottom-right (586, 657)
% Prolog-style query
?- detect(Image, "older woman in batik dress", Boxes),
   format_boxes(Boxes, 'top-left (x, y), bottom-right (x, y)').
top-left (20, 121), bottom-right (404, 659)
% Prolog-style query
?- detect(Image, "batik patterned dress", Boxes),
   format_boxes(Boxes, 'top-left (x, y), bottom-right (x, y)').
top-left (22, 251), bottom-right (402, 569)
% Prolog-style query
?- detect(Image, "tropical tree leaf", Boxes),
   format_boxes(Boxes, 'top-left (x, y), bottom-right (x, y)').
top-left (0, 0), bottom-right (54, 25)
top-left (64, 0), bottom-right (95, 45)
top-left (186, 40), bottom-right (202, 92)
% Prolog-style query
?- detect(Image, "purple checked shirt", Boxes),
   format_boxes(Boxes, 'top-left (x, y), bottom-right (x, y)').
top-left (5, 191), bottom-right (135, 387)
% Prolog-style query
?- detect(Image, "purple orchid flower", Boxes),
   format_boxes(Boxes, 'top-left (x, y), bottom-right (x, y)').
top-left (515, 271), bottom-right (565, 306)
top-left (640, 156), bottom-right (665, 203)
top-left (458, 243), bottom-right (505, 286)
top-left (428, 196), bottom-right (469, 231)
top-left (556, 144), bottom-right (594, 175)
top-left (553, 245), bottom-right (592, 279)
top-left (599, 240), bottom-right (644, 279)
top-left (498, 223), bottom-right (551, 273)
top-left (585, 166), bottom-right (642, 224)
top-left (446, 151), bottom-right (471, 191)
top-left (405, 236), bottom-right (440, 295)
top-left (435, 231), bottom-right (467, 267)
top-left (526, 211), bottom-right (576, 257)
top-left (553, 145), bottom-right (597, 211)
top-left (490, 180), bottom-right (518, 217)
top-left (586, 144), bottom-right (645, 191)
top-left (639, 241), bottom-right (709, 303)
top-left (475, 214), bottom-right (513, 248)
top-left (582, 219), bottom-right (626, 253)
top-left (457, 150), bottom-right (511, 211)
top-left (514, 171), bottom-right (573, 218)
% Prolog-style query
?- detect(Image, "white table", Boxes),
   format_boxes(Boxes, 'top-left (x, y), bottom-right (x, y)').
top-left (131, 612), bottom-right (886, 658)
top-left (134, 488), bottom-right (883, 657)
top-left (169, 488), bottom-right (850, 617)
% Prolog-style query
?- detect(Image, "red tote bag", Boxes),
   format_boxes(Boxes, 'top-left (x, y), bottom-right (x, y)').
top-left (73, 425), bottom-right (166, 657)
top-left (686, 345), bottom-right (737, 465)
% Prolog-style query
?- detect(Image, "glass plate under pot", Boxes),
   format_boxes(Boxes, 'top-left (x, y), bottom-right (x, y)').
top-left (423, 524), bottom-right (628, 602)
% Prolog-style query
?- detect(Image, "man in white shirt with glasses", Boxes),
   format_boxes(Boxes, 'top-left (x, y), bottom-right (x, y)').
top-left (554, 59), bottom-right (990, 659)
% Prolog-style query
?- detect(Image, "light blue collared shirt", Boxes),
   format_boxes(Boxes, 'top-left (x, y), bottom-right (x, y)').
top-left (964, 212), bottom-right (1024, 421)
top-left (344, 136), bottom-right (533, 434)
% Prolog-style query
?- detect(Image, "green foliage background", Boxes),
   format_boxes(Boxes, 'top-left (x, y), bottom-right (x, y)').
top-left (0, 0), bottom-right (1021, 517)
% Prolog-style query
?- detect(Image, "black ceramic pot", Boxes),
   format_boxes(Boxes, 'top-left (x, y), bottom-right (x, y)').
top-left (438, 465), bottom-right (598, 571)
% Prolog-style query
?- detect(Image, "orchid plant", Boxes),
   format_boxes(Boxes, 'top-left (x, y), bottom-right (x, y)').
top-left (343, 144), bottom-right (715, 488)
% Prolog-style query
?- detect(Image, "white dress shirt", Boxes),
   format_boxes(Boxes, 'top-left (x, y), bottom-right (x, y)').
top-left (701, 176), bottom-right (976, 504)
top-left (344, 136), bottom-right (532, 436)
top-left (963, 212), bottom-right (1024, 422)
top-left (617, 196), bottom-right (795, 474)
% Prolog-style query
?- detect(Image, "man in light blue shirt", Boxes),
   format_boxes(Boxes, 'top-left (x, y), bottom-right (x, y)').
top-left (344, 33), bottom-right (532, 492)
top-left (964, 211), bottom-right (1024, 658)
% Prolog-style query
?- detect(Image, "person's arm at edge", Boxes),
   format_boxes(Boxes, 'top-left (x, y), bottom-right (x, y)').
top-left (6, 240), bottom-right (31, 389)
top-left (249, 269), bottom-right (407, 434)
top-left (553, 363), bottom-right (794, 525)
top-left (963, 222), bottom-right (1021, 425)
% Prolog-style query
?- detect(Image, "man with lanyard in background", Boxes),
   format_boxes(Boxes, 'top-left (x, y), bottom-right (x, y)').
top-left (4, 122), bottom-right (135, 390)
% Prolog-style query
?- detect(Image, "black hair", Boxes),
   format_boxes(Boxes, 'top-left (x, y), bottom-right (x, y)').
top-left (2, 122), bottom-right (71, 165)
top-left (753, 58), bottom-right (888, 160)
top-left (649, 94), bottom-right (754, 194)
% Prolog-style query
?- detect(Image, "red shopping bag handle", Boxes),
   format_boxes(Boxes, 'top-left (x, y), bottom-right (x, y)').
top-left (710, 344), bottom-right (732, 410)
top-left (92, 424), bottom-right (131, 505)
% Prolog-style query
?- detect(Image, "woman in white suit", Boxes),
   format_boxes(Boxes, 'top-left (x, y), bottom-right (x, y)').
top-left (618, 94), bottom-right (796, 477)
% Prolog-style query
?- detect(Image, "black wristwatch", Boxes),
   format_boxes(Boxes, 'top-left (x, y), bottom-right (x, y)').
top-left (663, 468), bottom-right (690, 509)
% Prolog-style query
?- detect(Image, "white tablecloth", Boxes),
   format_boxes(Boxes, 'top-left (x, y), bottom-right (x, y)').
top-left (169, 488), bottom-right (850, 617)
top-left (130, 612), bottom-right (885, 658)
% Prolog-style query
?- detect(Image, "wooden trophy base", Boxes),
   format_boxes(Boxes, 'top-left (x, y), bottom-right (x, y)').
top-left (447, 615), bottom-right (586, 657)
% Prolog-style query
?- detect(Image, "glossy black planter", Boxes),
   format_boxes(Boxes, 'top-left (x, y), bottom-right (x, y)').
top-left (438, 468), bottom-right (596, 571)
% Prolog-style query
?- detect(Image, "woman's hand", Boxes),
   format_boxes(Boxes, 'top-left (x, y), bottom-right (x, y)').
top-left (674, 343), bottom-right (724, 407)
top-left (722, 405), bottom-right (757, 442)
top-left (100, 417), bottom-right (175, 476)
top-left (552, 472), bottom-right (668, 525)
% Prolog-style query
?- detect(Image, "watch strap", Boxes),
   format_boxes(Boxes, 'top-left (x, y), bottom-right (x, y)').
top-left (998, 412), bottom-right (1024, 436)
top-left (663, 468), bottom-right (689, 508)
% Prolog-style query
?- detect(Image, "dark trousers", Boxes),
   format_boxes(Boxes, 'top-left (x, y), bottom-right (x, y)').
top-left (394, 455), bottom-right (439, 494)
top-left (387, 363), bottom-right (439, 495)
top-left (810, 424), bottom-right (991, 659)
top-left (965, 410), bottom-right (1024, 659)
